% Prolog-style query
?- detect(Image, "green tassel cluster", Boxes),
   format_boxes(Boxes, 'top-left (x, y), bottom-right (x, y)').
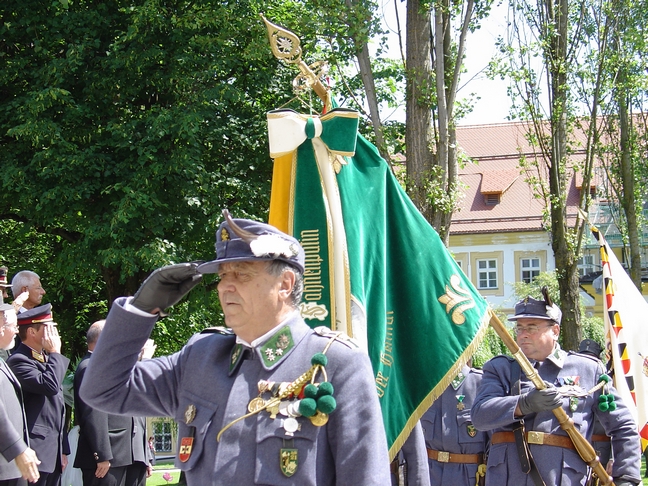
top-left (299, 381), bottom-right (337, 417)
top-left (597, 375), bottom-right (616, 412)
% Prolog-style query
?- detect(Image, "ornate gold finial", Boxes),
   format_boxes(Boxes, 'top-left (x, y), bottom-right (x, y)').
top-left (261, 14), bottom-right (330, 106)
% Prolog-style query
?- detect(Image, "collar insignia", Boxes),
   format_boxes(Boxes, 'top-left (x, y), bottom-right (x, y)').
top-left (451, 372), bottom-right (466, 390)
top-left (259, 326), bottom-right (294, 368)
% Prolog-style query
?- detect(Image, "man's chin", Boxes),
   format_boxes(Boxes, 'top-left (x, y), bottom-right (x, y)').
top-left (1, 341), bottom-right (15, 351)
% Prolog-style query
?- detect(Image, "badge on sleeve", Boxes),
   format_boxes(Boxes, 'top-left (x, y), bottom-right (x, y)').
top-left (178, 437), bottom-right (194, 463)
top-left (184, 404), bottom-right (196, 424)
top-left (280, 448), bottom-right (298, 477)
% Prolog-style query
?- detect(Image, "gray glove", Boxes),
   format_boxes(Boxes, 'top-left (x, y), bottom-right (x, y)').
top-left (131, 263), bottom-right (203, 314)
top-left (518, 381), bottom-right (563, 415)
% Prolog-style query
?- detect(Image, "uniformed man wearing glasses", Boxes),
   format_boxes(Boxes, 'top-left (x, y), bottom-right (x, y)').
top-left (471, 289), bottom-right (641, 486)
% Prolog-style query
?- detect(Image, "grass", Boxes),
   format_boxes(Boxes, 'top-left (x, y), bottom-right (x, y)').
top-left (144, 454), bottom-right (648, 484)
top-left (147, 470), bottom-right (182, 486)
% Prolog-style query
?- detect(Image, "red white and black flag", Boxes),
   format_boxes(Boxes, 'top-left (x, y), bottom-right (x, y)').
top-left (594, 226), bottom-right (648, 451)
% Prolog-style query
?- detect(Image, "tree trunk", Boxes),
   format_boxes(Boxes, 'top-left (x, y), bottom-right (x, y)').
top-left (344, 0), bottom-right (391, 165)
top-left (618, 85), bottom-right (642, 290)
top-left (546, 0), bottom-right (581, 351)
top-left (405, 0), bottom-right (435, 223)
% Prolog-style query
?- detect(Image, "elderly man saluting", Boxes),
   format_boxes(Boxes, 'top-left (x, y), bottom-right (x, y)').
top-left (471, 288), bottom-right (641, 486)
top-left (81, 211), bottom-right (390, 486)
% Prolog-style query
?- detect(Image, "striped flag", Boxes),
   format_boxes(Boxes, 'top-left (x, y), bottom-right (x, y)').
top-left (594, 226), bottom-right (648, 451)
top-left (266, 106), bottom-right (490, 458)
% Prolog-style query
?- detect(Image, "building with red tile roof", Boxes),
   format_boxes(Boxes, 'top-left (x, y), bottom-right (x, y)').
top-left (449, 120), bottom-right (598, 314)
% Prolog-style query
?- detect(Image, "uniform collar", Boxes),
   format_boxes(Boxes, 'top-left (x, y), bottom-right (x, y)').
top-left (536, 343), bottom-right (566, 369)
top-left (229, 311), bottom-right (308, 374)
top-left (451, 364), bottom-right (471, 390)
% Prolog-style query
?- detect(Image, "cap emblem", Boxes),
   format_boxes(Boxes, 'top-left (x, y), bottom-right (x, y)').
top-left (250, 234), bottom-right (299, 259)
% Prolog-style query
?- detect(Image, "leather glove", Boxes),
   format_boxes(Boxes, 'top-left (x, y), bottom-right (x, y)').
top-left (131, 263), bottom-right (203, 314)
top-left (517, 381), bottom-right (563, 415)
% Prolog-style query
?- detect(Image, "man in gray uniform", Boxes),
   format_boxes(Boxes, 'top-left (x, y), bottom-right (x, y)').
top-left (81, 213), bottom-right (390, 485)
top-left (0, 303), bottom-right (40, 486)
top-left (421, 364), bottom-right (488, 485)
top-left (471, 292), bottom-right (641, 486)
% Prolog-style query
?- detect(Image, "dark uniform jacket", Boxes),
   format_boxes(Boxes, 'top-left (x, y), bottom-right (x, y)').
top-left (0, 358), bottom-right (29, 481)
top-left (471, 346), bottom-right (641, 486)
top-left (73, 352), bottom-right (141, 469)
top-left (81, 299), bottom-right (391, 486)
top-left (7, 343), bottom-right (70, 474)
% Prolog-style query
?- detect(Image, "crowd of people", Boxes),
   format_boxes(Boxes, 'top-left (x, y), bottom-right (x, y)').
top-left (0, 270), bottom-right (154, 486)
top-left (0, 214), bottom-right (645, 486)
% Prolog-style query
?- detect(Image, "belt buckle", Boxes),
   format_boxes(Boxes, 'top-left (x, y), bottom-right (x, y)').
top-left (437, 451), bottom-right (450, 463)
top-left (527, 431), bottom-right (544, 445)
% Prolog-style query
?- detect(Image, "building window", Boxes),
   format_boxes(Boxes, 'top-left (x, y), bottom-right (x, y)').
top-left (578, 255), bottom-right (596, 276)
top-left (521, 257), bottom-right (541, 283)
top-left (484, 193), bottom-right (500, 205)
top-left (455, 260), bottom-right (462, 269)
top-left (477, 259), bottom-right (498, 289)
top-left (153, 420), bottom-right (173, 453)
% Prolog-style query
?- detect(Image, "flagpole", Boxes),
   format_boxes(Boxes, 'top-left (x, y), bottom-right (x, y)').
top-left (261, 15), bottom-right (330, 108)
top-left (488, 309), bottom-right (614, 485)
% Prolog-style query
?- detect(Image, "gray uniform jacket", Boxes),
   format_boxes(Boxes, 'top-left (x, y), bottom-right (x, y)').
top-left (390, 421), bottom-right (430, 486)
top-left (421, 365), bottom-right (489, 486)
top-left (81, 299), bottom-right (391, 486)
top-left (471, 347), bottom-right (641, 485)
top-left (0, 358), bottom-right (29, 481)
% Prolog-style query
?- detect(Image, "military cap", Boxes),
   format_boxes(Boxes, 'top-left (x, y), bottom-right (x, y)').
top-left (0, 303), bottom-right (14, 313)
top-left (198, 210), bottom-right (305, 274)
top-left (508, 296), bottom-right (562, 325)
top-left (0, 267), bottom-right (10, 288)
top-left (17, 303), bottom-right (55, 326)
top-left (578, 338), bottom-right (603, 358)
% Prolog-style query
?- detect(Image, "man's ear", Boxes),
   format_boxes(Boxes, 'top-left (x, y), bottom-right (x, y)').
top-left (278, 269), bottom-right (296, 300)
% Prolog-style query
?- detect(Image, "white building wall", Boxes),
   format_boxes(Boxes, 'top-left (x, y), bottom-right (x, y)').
top-left (449, 232), bottom-right (555, 312)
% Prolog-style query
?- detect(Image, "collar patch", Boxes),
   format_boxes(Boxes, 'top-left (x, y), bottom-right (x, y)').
top-left (259, 326), bottom-right (294, 368)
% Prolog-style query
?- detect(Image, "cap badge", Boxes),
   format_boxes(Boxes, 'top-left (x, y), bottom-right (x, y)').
top-left (250, 234), bottom-right (297, 259)
top-left (220, 228), bottom-right (230, 241)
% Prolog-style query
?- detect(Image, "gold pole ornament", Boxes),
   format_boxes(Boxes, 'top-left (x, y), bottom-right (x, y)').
top-left (260, 15), bottom-right (331, 108)
top-left (487, 309), bottom-right (614, 486)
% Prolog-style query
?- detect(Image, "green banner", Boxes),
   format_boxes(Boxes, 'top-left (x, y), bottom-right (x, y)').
top-left (267, 106), bottom-right (489, 458)
top-left (337, 134), bottom-right (489, 455)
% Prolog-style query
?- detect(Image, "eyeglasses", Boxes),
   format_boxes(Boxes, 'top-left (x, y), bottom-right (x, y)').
top-left (514, 324), bottom-right (555, 336)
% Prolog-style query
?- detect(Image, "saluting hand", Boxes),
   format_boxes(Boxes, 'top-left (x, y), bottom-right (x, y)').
top-left (15, 447), bottom-right (41, 483)
top-left (131, 263), bottom-right (203, 315)
top-left (41, 323), bottom-right (62, 354)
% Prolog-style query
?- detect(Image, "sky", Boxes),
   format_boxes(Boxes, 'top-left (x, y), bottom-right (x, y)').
top-left (375, 0), bottom-right (514, 126)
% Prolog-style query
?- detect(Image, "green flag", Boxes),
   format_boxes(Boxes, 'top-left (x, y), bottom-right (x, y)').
top-left (267, 107), bottom-right (490, 458)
